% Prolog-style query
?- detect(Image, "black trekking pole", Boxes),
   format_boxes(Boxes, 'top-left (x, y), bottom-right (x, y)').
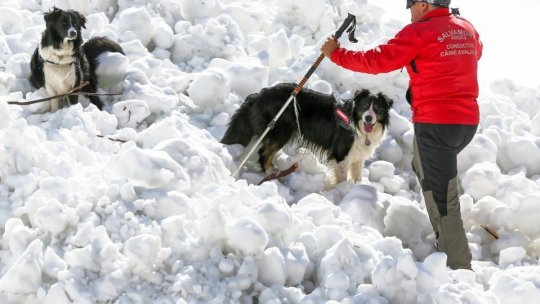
top-left (233, 13), bottom-right (358, 178)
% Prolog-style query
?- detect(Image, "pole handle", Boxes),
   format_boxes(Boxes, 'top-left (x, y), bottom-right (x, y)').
top-left (335, 13), bottom-right (356, 39)
top-left (292, 13), bottom-right (356, 96)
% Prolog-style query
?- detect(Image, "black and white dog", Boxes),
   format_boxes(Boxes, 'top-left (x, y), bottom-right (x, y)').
top-left (29, 7), bottom-right (124, 112)
top-left (221, 83), bottom-right (393, 183)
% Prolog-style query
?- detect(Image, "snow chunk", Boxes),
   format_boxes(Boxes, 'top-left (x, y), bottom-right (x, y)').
top-left (0, 239), bottom-right (43, 294)
top-left (461, 162), bottom-right (501, 200)
top-left (117, 7), bottom-right (154, 46)
top-left (187, 68), bottom-right (230, 109)
top-left (107, 146), bottom-right (190, 190)
top-left (256, 247), bottom-right (286, 286)
top-left (226, 217), bottom-right (269, 255)
top-left (112, 99), bottom-right (151, 128)
top-left (498, 246), bottom-right (527, 267)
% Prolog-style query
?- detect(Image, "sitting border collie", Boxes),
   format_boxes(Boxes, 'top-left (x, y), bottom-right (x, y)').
top-left (221, 83), bottom-right (393, 183)
top-left (29, 7), bottom-right (124, 112)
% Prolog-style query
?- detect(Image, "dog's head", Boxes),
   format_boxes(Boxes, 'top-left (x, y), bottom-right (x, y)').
top-left (44, 7), bottom-right (86, 43)
top-left (351, 89), bottom-right (393, 133)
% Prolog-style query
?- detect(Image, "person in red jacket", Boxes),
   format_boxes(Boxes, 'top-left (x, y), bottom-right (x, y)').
top-left (321, 0), bottom-right (483, 270)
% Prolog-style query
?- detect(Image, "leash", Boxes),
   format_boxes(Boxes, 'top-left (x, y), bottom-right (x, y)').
top-left (232, 13), bottom-right (358, 178)
top-left (292, 95), bottom-right (302, 136)
top-left (7, 81), bottom-right (122, 106)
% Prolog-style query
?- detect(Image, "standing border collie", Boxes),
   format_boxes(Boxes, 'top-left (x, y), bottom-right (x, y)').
top-left (29, 7), bottom-right (124, 112)
top-left (221, 83), bottom-right (393, 183)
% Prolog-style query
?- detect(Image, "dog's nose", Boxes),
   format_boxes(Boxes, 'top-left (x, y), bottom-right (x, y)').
top-left (365, 115), bottom-right (373, 122)
top-left (68, 30), bottom-right (77, 39)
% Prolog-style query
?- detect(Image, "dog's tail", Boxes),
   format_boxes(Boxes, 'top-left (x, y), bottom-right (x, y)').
top-left (221, 95), bottom-right (257, 146)
top-left (82, 36), bottom-right (125, 73)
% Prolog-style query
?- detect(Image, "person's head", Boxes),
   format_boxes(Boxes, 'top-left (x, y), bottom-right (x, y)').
top-left (406, 0), bottom-right (450, 22)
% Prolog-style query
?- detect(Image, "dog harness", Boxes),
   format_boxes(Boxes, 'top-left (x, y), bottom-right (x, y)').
top-left (334, 101), bottom-right (355, 132)
top-left (330, 8), bottom-right (482, 125)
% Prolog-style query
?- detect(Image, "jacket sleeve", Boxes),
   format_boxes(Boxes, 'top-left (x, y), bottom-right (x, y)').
top-left (330, 25), bottom-right (419, 74)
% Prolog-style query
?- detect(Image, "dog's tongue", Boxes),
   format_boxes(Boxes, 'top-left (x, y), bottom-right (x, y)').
top-left (364, 123), bottom-right (374, 133)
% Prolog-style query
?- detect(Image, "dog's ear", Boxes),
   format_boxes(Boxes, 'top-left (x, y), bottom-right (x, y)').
top-left (378, 93), bottom-right (394, 109)
top-left (74, 11), bottom-right (87, 29)
top-left (44, 6), bottom-right (61, 23)
top-left (353, 89), bottom-right (370, 100)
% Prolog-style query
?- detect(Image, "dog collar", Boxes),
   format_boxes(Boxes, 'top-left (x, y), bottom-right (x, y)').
top-left (40, 55), bottom-right (76, 66)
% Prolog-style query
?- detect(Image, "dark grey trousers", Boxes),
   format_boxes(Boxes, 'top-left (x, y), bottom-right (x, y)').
top-left (412, 123), bottom-right (477, 270)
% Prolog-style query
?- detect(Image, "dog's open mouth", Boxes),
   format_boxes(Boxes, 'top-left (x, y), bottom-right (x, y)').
top-left (364, 122), bottom-right (374, 133)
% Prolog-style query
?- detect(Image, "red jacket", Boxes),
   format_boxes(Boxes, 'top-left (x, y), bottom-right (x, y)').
top-left (331, 8), bottom-right (483, 125)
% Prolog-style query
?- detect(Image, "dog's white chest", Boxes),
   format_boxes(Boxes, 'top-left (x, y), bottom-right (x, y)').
top-left (39, 43), bottom-right (78, 95)
top-left (43, 63), bottom-right (77, 95)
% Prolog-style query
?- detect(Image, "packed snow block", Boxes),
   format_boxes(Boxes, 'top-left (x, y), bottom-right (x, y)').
top-left (498, 246), bottom-right (526, 267)
top-left (283, 243), bottom-right (310, 286)
top-left (464, 196), bottom-right (505, 228)
top-left (458, 134), bottom-right (498, 175)
top-left (372, 254), bottom-right (418, 304)
top-left (6, 53), bottom-right (30, 79)
top-left (129, 56), bottom-right (163, 80)
top-left (152, 21), bottom-right (175, 49)
top-left (497, 136), bottom-right (540, 177)
top-left (187, 68), bottom-right (230, 109)
top-left (43, 247), bottom-right (67, 279)
top-left (84, 12), bottom-right (110, 34)
top-left (140, 190), bottom-right (195, 221)
top-left (160, 215), bottom-right (193, 255)
top-left (0, 239), bottom-right (44, 294)
top-left (34, 199), bottom-right (76, 235)
top-left (64, 244), bottom-right (99, 272)
top-left (154, 137), bottom-right (234, 191)
top-left (3, 218), bottom-right (33, 256)
top-left (267, 29), bottom-right (291, 68)
top-left (318, 239), bottom-right (367, 301)
top-left (117, 7), bottom-right (154, 46)
top-left (225, 60), bottom-right (269, 98)
top-left (339, 184), bottom-right (384, 231)
top-left (171, 15), bottom-right (245, 65)
top-left (0, 71), bottom-right (15, 95)
top-left (532, 111), bottom-right (540, 136)
top-left (384, 196), bottom-right (433, 260)
top-left (415, 252), bottom-right (448, 293)
top-left (0, 96), bottom-right (13, 127)
top-left (461, 162), bottom-right (501, 201)
top-left (379, 137), bottom-right (403, 165)
top-left (124, 234), bottom-right (162, 272)
top-left (274, 0), bottom-right (334, 43)
top-left (247, 200), bottom-right (293, 234)
top-left (106, 146), bottom-right (190, 190)
top-left (0, 6), bottom-right (24, 35)
top-left (256, 247), bottom-right (287, 286)
top-left (43, 283), bottom-right (70, 303)
top-left (179, 0), bottom-right (221, 22)
top-left (490, 193), bottom-right (540, 238)
top-left (112, 99), bottom-right (151, 128)
top-left (122, 81), bottom-right (179, 115)
top-left (222, 2), bottom-right (264, 36)
top-left (368, 160), bottom-right (395, 182)
top-left (490, 266), bottom-right (540, 304)
top-left (226, 217), bottom-right (269, 255)
top-left (95, 51), bottom-right (128, 90)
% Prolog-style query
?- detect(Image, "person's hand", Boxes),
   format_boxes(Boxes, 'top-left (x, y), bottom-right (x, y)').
top-left (321, 36), bottom-right (340, 58)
